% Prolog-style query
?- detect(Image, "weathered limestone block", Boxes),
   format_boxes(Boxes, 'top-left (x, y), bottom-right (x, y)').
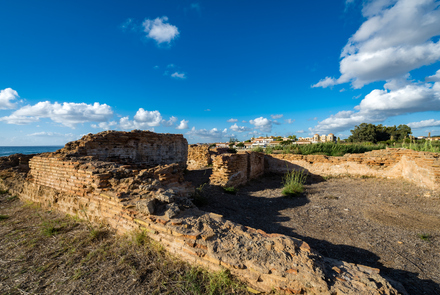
top-left (187, 144), bottom-right (212, 170)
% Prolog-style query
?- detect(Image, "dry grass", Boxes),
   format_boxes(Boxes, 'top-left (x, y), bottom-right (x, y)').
top-left (0, 194), bottom-right (252, 295)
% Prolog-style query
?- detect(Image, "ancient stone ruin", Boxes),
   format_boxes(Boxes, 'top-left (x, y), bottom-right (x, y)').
top-left (2, 130), bottom-right (428, 294)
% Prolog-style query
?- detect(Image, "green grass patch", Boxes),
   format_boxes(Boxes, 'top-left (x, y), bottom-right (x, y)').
top-left (223, 186), bottom-right (237, 195)
top-left (282, 170), bottom-right (307, 197)
top-left (0, 214), bottom-right (9, 220)
top-left (418, 233), bottom-right (431, 242)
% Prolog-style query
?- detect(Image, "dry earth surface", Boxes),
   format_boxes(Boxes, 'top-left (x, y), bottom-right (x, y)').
top-left (186, 169), bottom-right (440, 295)
top-left (0, 192), bottom-right (253, 295)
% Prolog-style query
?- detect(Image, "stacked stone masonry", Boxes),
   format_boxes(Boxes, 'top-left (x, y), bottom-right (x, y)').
top-left (0, 133), bottom-right (407, 294)
top-left (210, 152), bottom-right (265, 187)
top-left (187, 144), bottom-right (212, 170)
top-left (266, 148), bottom-right (440, 190)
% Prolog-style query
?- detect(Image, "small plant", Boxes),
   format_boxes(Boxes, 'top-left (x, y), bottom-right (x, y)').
top-left (0, 214), bottom-right (9, 220)
top-left (7, 195), bottom-right (18, 201)
top-left (223, 186), bottom-right (237, 195)
top-left (134, 230), bottom-right (147, 246)
top-left (265, 146), bottom-right (274, 154)
top-left (192, 183), bottom-right (209, 207)
top-left (418, 233), bottom-right (431, 242)
top-left (282, 170), bottom-right (307, 197)
top-left (252, 146), bottom-right (264, 153)
top-left (0, 189), bottom-right (9, 195)
top-left (41, 221), bottom-right (61, 236)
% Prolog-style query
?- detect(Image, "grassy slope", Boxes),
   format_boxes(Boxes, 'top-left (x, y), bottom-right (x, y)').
top-left (0, 192), bottom-right (254, 295)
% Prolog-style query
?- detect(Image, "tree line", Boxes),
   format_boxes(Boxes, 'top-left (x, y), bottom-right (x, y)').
top-left (347, 123), bottom-right (412, 143)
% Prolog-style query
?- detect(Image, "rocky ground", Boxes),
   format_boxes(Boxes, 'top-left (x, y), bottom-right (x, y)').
top-left (186, 168), bottom-right (440, 295)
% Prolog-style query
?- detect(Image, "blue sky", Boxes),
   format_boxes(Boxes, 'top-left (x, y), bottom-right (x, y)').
top-left (1, 0), bottom-right (440, 145)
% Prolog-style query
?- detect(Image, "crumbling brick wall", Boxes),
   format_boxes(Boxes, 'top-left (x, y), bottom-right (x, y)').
top-left (265, 148), bottom-right (440, 190)
top-left (57, 130), bottom-right (188, 168)
top-left (209, 152), bottom-right (264, 187)
top-left (187, 144), bottom-right (212, 169)
top-left (0, 132), bottom-right (403, 294)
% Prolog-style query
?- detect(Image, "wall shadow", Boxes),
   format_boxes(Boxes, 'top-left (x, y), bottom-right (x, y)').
top-left (198, 172), bottom-right (439, 295)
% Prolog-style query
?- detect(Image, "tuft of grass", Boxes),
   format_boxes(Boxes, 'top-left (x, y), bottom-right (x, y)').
top-left (41, 221), bottom-right (61, 237)
top-left (192, 183), bottom-right (209, 207)
top-left (0, 189), bottom-right (9, 195)
top-left (223, 186), bottom-right (237, 195)
top-left (282, 170), bottom-right (307, 197)
top-left (0, 214), bottom-right (9, 220)
top-left (7, 195), bottom-right (18, 201)
top-left (418, 233), bottom-right (431, 242)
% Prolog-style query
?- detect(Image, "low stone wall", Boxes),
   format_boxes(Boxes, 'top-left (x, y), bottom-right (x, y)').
top-left (265, 148), bottom-right (440, 190)
top-left (56, 130), bottom-right (188, 168)
top-left (0, 132), bottom-right (404, 294)
top-left (0, 170), bottom-right (401, 295)
top-left (187, 144), bottom-right (212, 169)
top-left (210, 152), bottom-right (264, 187)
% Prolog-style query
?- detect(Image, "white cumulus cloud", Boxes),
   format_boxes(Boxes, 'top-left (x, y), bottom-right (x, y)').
top-left (407, 119), bottom-right (440, 129)
top-left (230, 123), bottom-right (251, 132)
top-left (133, 109), bottom-right (162, 126)
top-left (161, 116), bottom-right (178, 127)
top-left (313, 0), bottom-right (440, 89)
top-left (271, 114), bottom-right (283, 119)
top-left (171, 72), bottom-right (186, 79)
top-left (227, 118), bottom-right (238, 123)
top-left (0, 88), bottom-right (19, 110)
top-left (312, 81), bottom-right (440, 133)
top-left (176, 119), bottom-right (189, 130)
top-left (91, 121), bottom-right (118, 130)
top-left (249, 117), bottom-right (273, 132)
top-left (285, 119), bottom-right (295, 124)
top-left (0, 101), bottom-right (113, 128)
top-left (143, 16), bottom-right (179, 44)
top-left (186, 127), bottom-right (228, 142)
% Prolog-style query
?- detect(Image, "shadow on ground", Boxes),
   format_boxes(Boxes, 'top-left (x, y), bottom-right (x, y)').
top-left (184, 168), bottom-right (440, 295)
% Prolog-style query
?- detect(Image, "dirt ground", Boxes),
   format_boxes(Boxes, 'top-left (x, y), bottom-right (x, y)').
top-left (186, 168), bottom-right (440, 295)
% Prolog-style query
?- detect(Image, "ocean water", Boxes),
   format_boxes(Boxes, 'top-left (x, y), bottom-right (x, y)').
top-left (0, 146), bottom-right (63, 157)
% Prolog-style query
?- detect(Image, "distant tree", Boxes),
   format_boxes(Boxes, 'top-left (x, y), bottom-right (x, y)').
top-left (229, 137), bottom-right (238, 143)
top-left (348, 123), bottom-right (412, 143)
top-left (236, 142), bottom-right (245, 148)
top-left (274, 136), bottom-right (283, 141)
top-left (245, 139), bottom-right (251, 143)
top-left (280, 140), bottom-right (292, 145)
top-left (288, 135), bottom-right (297, 141)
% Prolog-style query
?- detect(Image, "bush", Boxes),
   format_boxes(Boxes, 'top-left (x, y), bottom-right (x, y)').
top-left (252, 147), bottom-right (264, 152)
top-left (223, 187), bottom-right (237, 195)
top-left (282, 170), bottom-right (307, 197)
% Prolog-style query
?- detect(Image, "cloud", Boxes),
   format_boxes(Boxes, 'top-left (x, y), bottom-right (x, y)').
top-left (230, 123), bottom-right (251, 132)
top-left (133, 109), bottom-right (162, 126)
top-left (186, 127), bottom-right (228, 141)
top-left (0, 101), bottom-right (113, 128)
top-left (153, 65), bottom-right (159, 69)
top-left (142, 16), bottom-right (179, 44)
top-left (161, 116), bottom-right (178, 127)
top-left (204, 109), bottom-right (211, 112)
top-left (426, 69), bottom-right (440, 82)
top-left (285, 119), bottom-right (295, 124)
top-left (167, 64), bottom-right (175, 68)
top-left (312, 77), bottom-right (337, 88)
top-left (297, 130), bottom-right (305, 133)
top-left (91, 121), bottom-right (118, 130)
top-left (27, 131), bottom-right (75, 138)
top-left (171, 72), bottom-right (186, 79)
top-left (121, 18), bottom-right (135, 31)
top-left (271, 114), bottom-right (283, 119)
top-left (312, 81), bottom-right (440, 133)
top-left (227, 118), bottom-right (238, 123)
top-left (119, 116), bottom-right (153, 130)
top-left (352, 94), bottom-right (362, 99)
top-left (176, 119), bottom-right (189, 130)
top-left (249, 117), bottom-right (273, 132)
top-left (407, 119), bottom-right (440, 129)
top-left (314, 0), bottom-right (440, 89)
top-left (0, 88), bottom-right (19, 110)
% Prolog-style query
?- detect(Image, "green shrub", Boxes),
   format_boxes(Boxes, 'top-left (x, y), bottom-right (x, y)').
top-left (252, 147), bottom-right (264, 152)
top-left (223, 187), bottom-right (237, 195)
top-left (265, 146), bottom-right (274, 154)
top-left (282, 170), bottom-right (307, 197)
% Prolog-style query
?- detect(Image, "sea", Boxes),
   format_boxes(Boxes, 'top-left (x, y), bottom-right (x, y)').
top-left (0, 146), bottom-right (64, 157)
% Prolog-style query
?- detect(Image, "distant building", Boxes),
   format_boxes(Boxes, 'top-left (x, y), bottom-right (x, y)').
top-left (298, 133), bottom-right (336, 144)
